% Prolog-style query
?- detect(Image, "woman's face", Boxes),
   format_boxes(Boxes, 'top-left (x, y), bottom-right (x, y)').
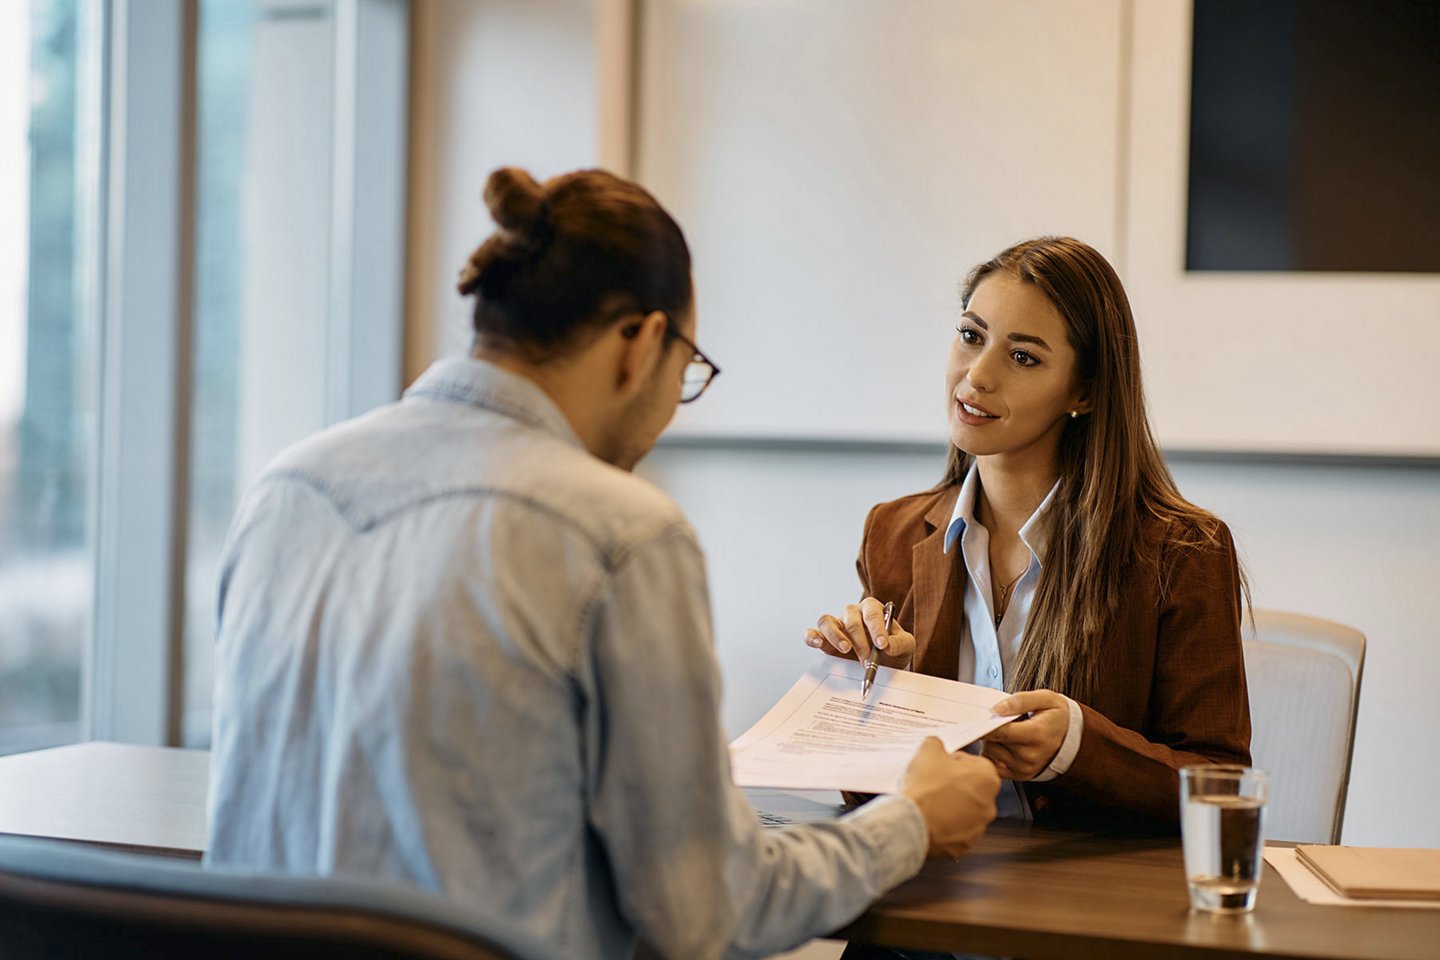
top-left (946, 272), bottom-right (1089, 467)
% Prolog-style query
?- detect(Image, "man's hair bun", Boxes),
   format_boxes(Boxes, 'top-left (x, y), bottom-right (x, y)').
top-left (484, 167), bottom-right (546, 241)
top-left (457, 168), bottom-right (550, 297)
top-left (458, 166), bottom-right (692, 361)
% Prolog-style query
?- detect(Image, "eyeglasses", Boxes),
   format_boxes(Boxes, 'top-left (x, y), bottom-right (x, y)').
top-left (621, 319), bottom-right (721, 404)
top-left (665, 325), bottom-right (721, 404)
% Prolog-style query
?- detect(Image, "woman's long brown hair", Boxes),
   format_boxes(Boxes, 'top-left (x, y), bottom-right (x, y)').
top-left (940, 237), bottom-right (1236, 703)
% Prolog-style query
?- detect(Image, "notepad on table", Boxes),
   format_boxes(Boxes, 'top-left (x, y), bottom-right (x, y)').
top-left (1295, 845), bottom-right (1440, 901)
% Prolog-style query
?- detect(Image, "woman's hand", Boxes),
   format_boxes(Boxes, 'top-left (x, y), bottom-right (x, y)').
top-left (981, 690), bottom-right (1070, 780)
top-left (803, 596), bottom-right (915, 670)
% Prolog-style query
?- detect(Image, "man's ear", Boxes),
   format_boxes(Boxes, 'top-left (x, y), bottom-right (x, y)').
top-left (615, 310), bottom-right (670, 395)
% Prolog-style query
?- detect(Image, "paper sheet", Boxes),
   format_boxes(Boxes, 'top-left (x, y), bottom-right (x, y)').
top-left (1264, 847), bottom-right (1440, 910)
top-left (729, 660), bottom-right (1016, 794)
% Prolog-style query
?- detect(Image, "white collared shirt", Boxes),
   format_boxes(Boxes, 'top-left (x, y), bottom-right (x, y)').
top-left (944, 461), bottom-right (1084, 818)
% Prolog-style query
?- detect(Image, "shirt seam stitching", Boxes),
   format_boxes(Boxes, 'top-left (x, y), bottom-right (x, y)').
top-left (405, 382), bottom-right (564, 439)
top-left (265, 469), bottom-right (690, 567)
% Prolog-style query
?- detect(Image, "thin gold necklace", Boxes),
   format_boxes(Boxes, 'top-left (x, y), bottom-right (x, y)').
top-left (994, 566), bottom-right (1026, 627)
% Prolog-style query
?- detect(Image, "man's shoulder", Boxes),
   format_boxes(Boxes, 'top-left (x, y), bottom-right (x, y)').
top-left (244, 402), bottom-right (695, 563)
top-left (544, 449), bottom-right (696, 562)
top-left (260, 399), bottom-right (408, 480)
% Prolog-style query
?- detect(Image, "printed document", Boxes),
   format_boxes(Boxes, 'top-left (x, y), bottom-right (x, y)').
top-left (730, 660), bottom-right (1016, 794)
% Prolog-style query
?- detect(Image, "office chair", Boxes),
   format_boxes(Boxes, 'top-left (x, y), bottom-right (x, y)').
top-left (1242, 609), bottom-right (1366, 844)
top-left (0, 834), bottom-right (557, 960)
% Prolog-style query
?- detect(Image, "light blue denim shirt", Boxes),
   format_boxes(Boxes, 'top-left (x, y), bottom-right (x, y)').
top-left (206, 357), bottom-right (927, 960)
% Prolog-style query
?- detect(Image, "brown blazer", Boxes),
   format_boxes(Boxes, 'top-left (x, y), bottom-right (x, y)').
top-left (856, 485), bottom-right (1251, 832)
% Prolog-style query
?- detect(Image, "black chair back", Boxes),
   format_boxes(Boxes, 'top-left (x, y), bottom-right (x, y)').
top-left (0, 835), bottom-right (555, 960)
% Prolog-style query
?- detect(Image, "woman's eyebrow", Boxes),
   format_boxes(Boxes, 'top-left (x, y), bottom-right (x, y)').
top-left (964, 310), bottom-right (1052, 351)
top-left (1008, 332), bottom-right (1052, 351)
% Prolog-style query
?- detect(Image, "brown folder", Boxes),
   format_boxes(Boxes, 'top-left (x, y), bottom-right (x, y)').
top-left (1296, 845), bottom-right (1440, 901)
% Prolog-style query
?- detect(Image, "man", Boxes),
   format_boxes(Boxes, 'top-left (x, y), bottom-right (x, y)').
top-left (207, 167), bottom-right (999, 959)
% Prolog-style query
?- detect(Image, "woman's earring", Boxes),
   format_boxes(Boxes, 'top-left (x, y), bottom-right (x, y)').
top-left (1070, 410), bottom-right (1079, 419)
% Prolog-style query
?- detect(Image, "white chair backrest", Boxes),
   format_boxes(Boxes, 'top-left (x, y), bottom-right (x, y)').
top-left (1242, 609), bottom-right (1365, 845)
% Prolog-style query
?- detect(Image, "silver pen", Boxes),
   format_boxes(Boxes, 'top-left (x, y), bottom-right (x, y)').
top-left (861, 601), bottom-right (894, 701)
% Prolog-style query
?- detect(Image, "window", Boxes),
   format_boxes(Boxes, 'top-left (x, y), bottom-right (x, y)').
top-left (183, 0), bottom-right (260, 748)
top-left (0, 0), bottom-right (408, 751)
top-left (0, 0), bottom-right (104, 755)
top-left (181, 0), bottom-right (408, 745)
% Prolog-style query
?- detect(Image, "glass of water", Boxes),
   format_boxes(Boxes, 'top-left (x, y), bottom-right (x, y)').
top-left (1180, 765), bottom-right (1269, 912)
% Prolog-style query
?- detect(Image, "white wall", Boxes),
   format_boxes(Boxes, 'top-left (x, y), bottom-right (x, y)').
top-left (1173, 459), bottom-right (1440, 847)
top-left (406, 1), bottom-right (1440, 849)
top-left (639, 445), bottom-right (1440, 848)
top-left (638, 0), bottom-right (1440, 455)
top-left (637, 0), bottom-right (1126, 443)
top-left (405, 0), bottom-right (598, 383)
top-left (239, 8), bottom-right (334, 490)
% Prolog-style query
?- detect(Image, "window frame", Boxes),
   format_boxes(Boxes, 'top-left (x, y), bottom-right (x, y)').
top-left (85, 0), bottom-right (409, 746)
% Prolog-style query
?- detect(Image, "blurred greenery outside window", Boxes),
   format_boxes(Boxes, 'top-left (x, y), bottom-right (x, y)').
top-left (0, 0), bottom-right (99, 754)
top-left (2, 0), bottom-right (404, 752)
top-left (0, 0), bottom-right (258, 753)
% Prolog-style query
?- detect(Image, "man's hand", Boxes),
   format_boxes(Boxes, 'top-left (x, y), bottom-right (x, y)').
top-left (901, 737), bottom-right (1000, 859)
top-left (803, 597), bottom-right (914, 669)
top-left (981, 690), bottom-right (1070, 780)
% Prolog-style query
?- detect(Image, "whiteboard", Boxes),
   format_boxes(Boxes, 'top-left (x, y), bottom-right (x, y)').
top-left (636, 0), bottom-right (1125, 443)
top-left (635, 1), bottom-right (1440, 456)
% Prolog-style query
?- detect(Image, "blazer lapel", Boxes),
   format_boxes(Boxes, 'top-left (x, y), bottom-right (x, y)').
top-left (911, 488), bottom-right (964, 679)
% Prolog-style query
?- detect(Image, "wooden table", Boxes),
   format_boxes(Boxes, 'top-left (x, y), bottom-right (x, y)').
top-left (838, 820), bottom-right (1439, 960)
top-left (3, 745), bottom-right (1436, 958)
top-left (0, 741), bottom-right (207, 859)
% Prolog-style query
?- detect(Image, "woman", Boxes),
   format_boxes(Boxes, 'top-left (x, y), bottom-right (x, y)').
top-left (805, 236), bottom-right (1250, 830)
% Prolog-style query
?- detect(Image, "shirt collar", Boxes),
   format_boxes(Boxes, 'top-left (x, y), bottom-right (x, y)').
top-left (403, 356), bottom-right (584, 450)
top-left (943, 460), bottom-right (1061, 564)
top-left (943, 462), bottom-right (983, 553)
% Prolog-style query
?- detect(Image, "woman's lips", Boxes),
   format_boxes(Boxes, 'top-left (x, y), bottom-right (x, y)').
top-left (955, 397), bottom-right (999, 425)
